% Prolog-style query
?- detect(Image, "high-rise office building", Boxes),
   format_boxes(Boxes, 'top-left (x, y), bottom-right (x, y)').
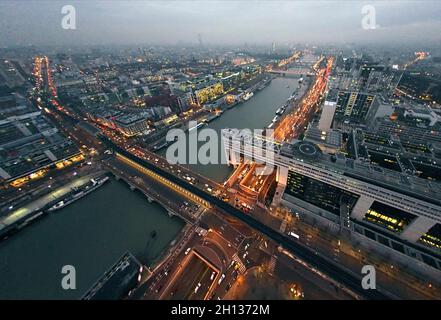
top-left (333, 91), bottom-right (379, 128)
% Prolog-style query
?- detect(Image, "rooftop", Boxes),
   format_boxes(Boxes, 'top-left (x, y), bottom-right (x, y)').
top-left (222, 129), bottom-right (441, 207)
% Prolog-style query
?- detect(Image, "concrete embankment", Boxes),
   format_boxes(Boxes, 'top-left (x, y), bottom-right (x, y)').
top-left (0, 171), bottom-right (107, 240)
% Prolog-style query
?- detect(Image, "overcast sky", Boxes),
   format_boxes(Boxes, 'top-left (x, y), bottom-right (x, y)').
top-left (1, 1), bottom-right (440, 47)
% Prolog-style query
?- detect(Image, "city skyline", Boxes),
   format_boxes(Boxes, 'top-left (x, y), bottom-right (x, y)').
top-left (1, 0), bottom-right (441, 304)
top-left (1, 1), bottom-right (441, 47)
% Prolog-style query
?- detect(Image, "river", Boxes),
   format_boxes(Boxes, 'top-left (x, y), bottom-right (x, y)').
top-left (159, 76), bottom-right (301, 182)
top-left (0, 75), bottom-right (299, 299)
top-left (0, 179), bottom-right (184, 299)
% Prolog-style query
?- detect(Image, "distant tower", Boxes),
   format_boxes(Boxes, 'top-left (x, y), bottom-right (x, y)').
top-left (272, 41), bottom-right (277, 53)
top-left (198, 34), bottom-right (203, 48)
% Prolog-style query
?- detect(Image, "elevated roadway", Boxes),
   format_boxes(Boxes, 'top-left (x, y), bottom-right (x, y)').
top-left (100, 135), bottom-right (392, 300)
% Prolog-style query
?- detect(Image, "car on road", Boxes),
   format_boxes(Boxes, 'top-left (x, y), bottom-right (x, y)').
top-left (288, 231), bottom-right (300, 239)
top-left (218, 274), bottom-right (226, 285)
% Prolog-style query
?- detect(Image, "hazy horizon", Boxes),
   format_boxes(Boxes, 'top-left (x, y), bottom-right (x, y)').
top-left (1, 1), bottom-right (440, 48)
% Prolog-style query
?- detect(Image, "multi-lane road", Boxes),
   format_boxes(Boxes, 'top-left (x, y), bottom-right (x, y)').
top-left (274, 56), bottom-right (333, 142)
top-left (101, 135), bottom-right (392, 300)
top-left (36, 53), bottom-right (394, 300)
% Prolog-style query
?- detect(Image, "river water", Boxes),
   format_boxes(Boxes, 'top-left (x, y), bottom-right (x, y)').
top-left (159, 76), bottom-right (300, 182)
top-left (0, 75), bottom-right (299, 299)
top-left (0, 179), bottom-right (184, 299)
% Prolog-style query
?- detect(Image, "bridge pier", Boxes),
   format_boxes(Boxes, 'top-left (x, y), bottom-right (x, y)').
top-left (141, 192), bottom-right (154, 203)
top-left (401, 216), bottom-right (435, 243)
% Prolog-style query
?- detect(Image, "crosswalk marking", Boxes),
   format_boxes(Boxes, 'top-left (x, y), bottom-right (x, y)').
top-left (268, 256), bottom-right (277, 274)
